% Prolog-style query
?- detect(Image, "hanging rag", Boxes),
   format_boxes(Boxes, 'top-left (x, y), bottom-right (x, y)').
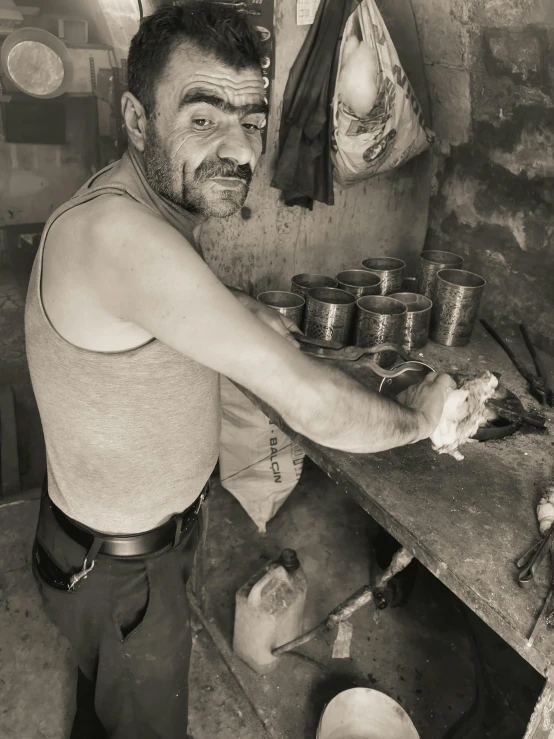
top-left (271, 0), bottom-right (358, 209)
top-left (271, 0), bottom-right (431, 209)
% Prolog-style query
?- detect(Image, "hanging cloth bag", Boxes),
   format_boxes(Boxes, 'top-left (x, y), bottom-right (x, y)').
top-left (332, 0), bottom-right (434, 187)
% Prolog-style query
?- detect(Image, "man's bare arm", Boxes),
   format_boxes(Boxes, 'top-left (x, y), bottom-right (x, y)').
top-left (89, 201), bottom-right (449, 453)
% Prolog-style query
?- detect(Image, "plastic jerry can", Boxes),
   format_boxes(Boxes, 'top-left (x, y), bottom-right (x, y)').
top-left (233, 549), bottom-right (308, 673)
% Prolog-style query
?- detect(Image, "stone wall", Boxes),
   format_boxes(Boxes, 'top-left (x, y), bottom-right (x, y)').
top-left (410, 0), bottom-right (554, 353)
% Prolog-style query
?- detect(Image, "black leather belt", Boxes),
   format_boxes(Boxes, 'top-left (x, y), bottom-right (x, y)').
top-left (48, 483), bottom-right (208, 559)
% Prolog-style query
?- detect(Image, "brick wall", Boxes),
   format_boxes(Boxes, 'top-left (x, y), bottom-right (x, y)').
top-left (411, 0), bottom-right (554, 353)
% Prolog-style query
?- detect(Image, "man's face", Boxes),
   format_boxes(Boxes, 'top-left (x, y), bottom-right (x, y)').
top-left (142, 44), bottom-right (266, 218)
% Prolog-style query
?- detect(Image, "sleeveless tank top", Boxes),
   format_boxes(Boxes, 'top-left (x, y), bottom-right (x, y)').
top-left (25, 152), bottom-right (220, 534)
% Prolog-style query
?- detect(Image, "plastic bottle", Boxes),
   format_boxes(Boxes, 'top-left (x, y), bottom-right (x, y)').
top-left (233, 549), bottom-right (308, 673)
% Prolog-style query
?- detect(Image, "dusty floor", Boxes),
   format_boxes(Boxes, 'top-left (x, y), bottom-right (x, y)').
top-left (0, 462), bottom-right (544, 739)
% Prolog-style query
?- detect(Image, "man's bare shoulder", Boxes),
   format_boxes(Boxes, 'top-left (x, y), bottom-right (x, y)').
top-left (87, 193), bottom-right (167, 243)
top-left (51, 193), bottom-right (164, 250)
top-left (81, 194), bottom-right (196, 271)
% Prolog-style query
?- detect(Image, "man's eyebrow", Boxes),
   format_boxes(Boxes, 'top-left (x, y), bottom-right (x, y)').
top-left (179, 89), bottom-right (268, 116)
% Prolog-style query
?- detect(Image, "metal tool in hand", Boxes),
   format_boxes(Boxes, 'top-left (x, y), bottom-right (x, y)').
top-left (296, 334), bottom-right (422, 379)
top-left (481, 320), bottom-right (553, 407)
top-left (516, 522), bottom-right (554, 588)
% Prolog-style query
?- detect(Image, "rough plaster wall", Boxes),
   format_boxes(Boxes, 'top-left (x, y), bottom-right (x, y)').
top-left (410, 0), bottom-right (554, 353)
top-left (198, 0), bottom-right (432, 293)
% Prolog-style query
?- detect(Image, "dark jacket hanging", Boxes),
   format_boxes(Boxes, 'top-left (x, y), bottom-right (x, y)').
top-left (271, 0), bottom-right (357, 209)
top-left (271, 0), bottom-right (431, 210)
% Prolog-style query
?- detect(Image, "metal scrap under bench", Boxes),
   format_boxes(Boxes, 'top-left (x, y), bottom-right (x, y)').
top-left (240, 325), bottom-right (554, 738)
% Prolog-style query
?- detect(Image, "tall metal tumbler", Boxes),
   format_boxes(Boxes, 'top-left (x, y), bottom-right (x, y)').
top-left (336, 270), bottom-right (382, 299)
top-left (257, 290), bottom-right (305, 326)
top-left (290, 273), bottom-right (338, 300)
top-left (430, 269), bottom-right (486, 347)
top-left (355, 295), bottom-right (407, 367)
top-left (390, 292), bottom-right (432, 351)
top-left (360, 257), bottom-right (406, 295)
top-left (304, 287), bottom-right (356, 344)
top-left (415, 250), bottom-right (463, 300)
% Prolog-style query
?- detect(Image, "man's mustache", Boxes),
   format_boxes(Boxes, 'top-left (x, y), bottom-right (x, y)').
top-left (194, 159), bottom-right (253, 185)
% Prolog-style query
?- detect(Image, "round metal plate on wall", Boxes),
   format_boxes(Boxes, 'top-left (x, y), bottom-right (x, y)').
top-left (1, 27), bottom-right (73, 98)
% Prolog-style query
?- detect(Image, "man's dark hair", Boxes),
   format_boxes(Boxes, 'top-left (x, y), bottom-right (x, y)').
top-left (127, 1), bottom-right (263, 117)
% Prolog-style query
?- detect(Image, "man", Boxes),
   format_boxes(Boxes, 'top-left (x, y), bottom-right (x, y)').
top-left (25, 3), bottom-right (453, 738)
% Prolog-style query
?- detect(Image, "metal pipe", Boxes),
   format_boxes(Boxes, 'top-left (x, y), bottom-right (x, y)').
top-left (272, 548), bottom-right (414, 656)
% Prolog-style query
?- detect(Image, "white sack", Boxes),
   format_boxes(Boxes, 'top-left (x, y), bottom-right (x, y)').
top-left (219, 377), bottom-right (305, 533)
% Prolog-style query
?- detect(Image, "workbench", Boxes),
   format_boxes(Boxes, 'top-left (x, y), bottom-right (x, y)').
top-left (241, 325), bottom-right (554, 738)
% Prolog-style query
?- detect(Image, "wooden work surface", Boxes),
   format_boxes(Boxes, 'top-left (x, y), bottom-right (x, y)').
top-left (241, 325), bottom-right (554, 677)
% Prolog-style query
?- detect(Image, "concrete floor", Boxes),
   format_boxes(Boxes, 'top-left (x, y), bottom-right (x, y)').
top-left (0, 461), bottom-right (543, 739)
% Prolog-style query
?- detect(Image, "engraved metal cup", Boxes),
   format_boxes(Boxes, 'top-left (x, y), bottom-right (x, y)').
top-left (415, 250), bottom-right (464, 301)
top-left (336, 270), bottom-right (382, 299)
top-left (430, 269), bottom-right (486, 347)
top-left (257, 290), bottom-right (305, 326)
top-left (390, 292), bottom-right (433, 351)
top-left (360, 257), bottom-right (406, 295)
top-left (304, 287), bottom-right (357, 344)
top-left (355, 295), bottom-right (407, 367)
top-left (290, 273), bottom-right (338, 300)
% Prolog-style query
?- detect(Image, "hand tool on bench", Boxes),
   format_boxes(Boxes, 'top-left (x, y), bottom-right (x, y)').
top-left (296, 334), bottom-right (424, 379)
top-left (486, 398), bottom-right (546, 429)
top-left (480, 320), bottom-right (553, 407)
top-left (516, 522), bottom-right (554, 588)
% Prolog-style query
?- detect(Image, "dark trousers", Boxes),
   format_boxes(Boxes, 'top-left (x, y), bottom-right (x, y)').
top-left (32, 495), bottom-right (202, 739)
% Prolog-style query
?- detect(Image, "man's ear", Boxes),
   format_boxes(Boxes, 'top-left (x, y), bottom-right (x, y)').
top-left (121, 92), bottom-right (148, 152)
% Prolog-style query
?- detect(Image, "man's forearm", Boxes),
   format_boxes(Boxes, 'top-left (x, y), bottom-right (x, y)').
top-left (284, 360), bottom-right (423, 454)
top-left (225, 285), bottom-right (425, 453)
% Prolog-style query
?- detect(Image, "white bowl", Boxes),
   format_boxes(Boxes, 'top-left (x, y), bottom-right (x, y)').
top-left (317, 688), bottom-right (420, 739)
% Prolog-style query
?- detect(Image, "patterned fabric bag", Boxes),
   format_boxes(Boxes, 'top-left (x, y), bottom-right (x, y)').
top-left (332, 0), bottom-right (434, 186)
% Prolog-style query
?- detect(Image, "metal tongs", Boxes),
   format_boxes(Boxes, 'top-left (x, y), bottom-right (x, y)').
top-left (516, 522), bottom-right (554, 588)
top-left (296, 334), bottom-right (423, 379)
top-left (517, 524), bottom-right (554, 645)
top-left (481, 320), bottom-right (553, 407)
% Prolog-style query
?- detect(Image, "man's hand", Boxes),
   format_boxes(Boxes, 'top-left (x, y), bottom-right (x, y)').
top-left (232, 291), bottom-right (302, 348)
top-left (397, 373), bottom-right (457, 441)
